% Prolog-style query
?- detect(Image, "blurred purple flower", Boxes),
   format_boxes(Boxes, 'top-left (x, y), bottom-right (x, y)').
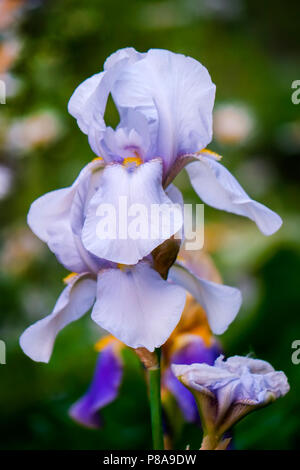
top-left (163, 336), bottom-right (221, 422)
top-left (69, 340), bottom-right (123, 428)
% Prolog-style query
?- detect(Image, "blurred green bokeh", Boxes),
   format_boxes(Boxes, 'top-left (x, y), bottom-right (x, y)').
top-left (0, 0), bottom-right (299, 450)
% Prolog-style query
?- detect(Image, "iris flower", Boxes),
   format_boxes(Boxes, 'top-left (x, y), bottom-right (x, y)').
top-left (68, 47), bottom-right (282, 267)
top-left (20, 47), bottom-right (279, 360)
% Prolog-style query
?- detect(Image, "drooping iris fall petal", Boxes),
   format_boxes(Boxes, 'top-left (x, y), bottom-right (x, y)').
top-left (186, 152), bottom-right (282, 236)
top-left (20, 273), bottom-right (97, 363)
top-left (82, 160), bottom-right (183, 265)
top-left (168, 263), bottom-right (242, 335)
top-left (27, 159), bottom-right (104, 273)
top-left (91, 261), bottom-right (186, 351)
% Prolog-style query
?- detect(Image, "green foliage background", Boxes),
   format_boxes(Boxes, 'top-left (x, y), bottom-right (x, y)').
top-left (0, 0), bottom-right (299, 449)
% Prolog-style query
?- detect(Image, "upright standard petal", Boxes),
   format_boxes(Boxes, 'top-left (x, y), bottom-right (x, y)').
top-left (69, 342), bottom-right (123, 428)
top-left (111, 49), bottom-right (216, 172)
top-left (68, 48), bottom-right (144, 155)
top-left (20, 273), bottom-right (97, 363)
top-left (104, 47), bottom-right (145, 71)
top-left (82, 159), bottom-right (183, 265)
top-left (68, 72), bottom-right (105, 134)
top-left (186, 153), bottom-right (282, 235)
top-left (91, 262), bottom-right (186, 351)
top-left (168, 264), bottom-right (242, 335)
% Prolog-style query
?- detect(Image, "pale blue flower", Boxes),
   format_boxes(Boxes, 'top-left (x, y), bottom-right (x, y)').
top-left (68, 47), bottom-right (282, 266)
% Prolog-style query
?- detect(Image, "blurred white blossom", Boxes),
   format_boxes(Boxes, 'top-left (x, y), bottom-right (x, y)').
top-left (0, 36), bottom-right (22, 73)
top-left (213, 103), bottom-right (255, 145)
top-left (0, 72), bottom-right (22, 98)
top-left (6, 110), bottom-right (62, 153)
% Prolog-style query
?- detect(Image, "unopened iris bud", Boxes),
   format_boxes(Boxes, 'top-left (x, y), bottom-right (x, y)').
top-left (172, 355), bottom-right (289, 450)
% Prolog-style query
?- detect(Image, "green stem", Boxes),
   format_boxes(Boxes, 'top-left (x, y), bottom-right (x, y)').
top-left (148, 348), bottom-right (164, 450)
